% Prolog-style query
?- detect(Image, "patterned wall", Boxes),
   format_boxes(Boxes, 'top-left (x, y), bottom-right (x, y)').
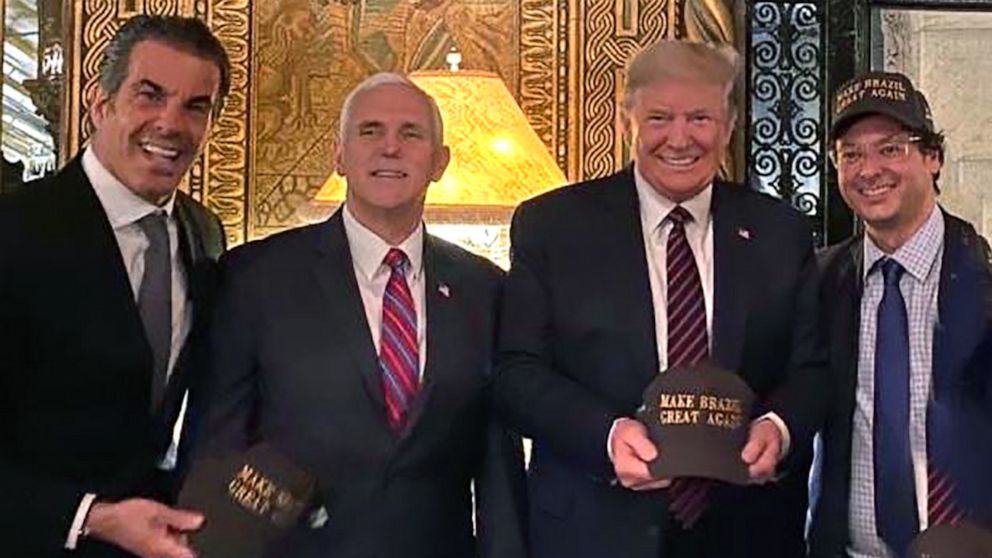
top-left (62, 0), bottom-right (731, 245)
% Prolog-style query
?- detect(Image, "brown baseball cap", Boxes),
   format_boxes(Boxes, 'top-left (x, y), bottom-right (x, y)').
top-left (830, 71), bottom-right (935, 139)
top-left (636, 361), bottom-right (756, 485)
top-left (909, 520), bottom-right (992, 558)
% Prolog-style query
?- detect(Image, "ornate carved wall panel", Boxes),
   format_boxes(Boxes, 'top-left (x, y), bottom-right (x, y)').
top-left (63, 0), bottom-right (736, 244)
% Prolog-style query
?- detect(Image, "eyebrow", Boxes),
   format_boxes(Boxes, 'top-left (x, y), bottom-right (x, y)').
top-left (133, 79), bottom-right (215, 107)
top-left (838, 132), bottom-right (908, 147)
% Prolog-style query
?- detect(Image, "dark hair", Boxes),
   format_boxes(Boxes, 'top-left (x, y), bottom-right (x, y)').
top-left (914, 128), bottom-right (945, 190)
top-left (98, 15), bottom-right (231, 117)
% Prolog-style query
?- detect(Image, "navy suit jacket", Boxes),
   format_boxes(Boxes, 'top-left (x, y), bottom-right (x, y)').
top-left (0, 157), bottom-right (226, 558)
top-left (495, 169), bottom-right (826, 558)
top-left (808, 210), bottom-right (992, 558)
top-left (197, 210), bottom-right (528, 558)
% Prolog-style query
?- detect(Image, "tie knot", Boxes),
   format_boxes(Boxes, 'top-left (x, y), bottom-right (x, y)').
top-left (384, 248), bottom-right (410, 273)
top-left (878, 257), bottom-right (905, 286)
top-left (136, 211), bottom-right (169, 241)
top-left (667, 206), bottom-right (693, 227)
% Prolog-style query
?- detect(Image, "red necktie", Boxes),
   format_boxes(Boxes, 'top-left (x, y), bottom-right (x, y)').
top-left (928, 464), bottom-right (964, 526)
top-left (379, 248), bottom-right (420, 431)
top-left (664, 206), bottom-right (711, 529)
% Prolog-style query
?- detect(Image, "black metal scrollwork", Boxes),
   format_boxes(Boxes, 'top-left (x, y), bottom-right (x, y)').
top-left (748, 1), bottom-right (826, 239)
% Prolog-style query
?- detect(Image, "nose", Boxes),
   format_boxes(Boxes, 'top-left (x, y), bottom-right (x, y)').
top-left (381, 131), bottom-right (401, 157)
top-left (154, 100), bottom-right (184, 135)
top-left (857, 152), bottom-right (883, 179)
top-left (666, 118), bottom-right (690, 148)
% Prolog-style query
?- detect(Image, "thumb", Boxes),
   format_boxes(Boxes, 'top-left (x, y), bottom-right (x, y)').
top-left (740, 434), bottom-right (765, 465)
top-left (625, 426), bottom-right (658, 462)
top-left (157, 506), bottom-right (205, 532)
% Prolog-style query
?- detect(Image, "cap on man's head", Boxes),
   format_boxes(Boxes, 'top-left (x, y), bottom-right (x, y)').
top-left (830, 71), bottom-right (934, 139)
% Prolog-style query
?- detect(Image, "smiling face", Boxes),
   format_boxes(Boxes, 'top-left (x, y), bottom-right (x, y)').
top-left (835, 114), bottom-right (940, 248)
top-left (89, 39), bottom-right (220, 205)
top-left (622, 79), bottom-right (735, 203)
top-left (336, 82), bottom-right (450, 233)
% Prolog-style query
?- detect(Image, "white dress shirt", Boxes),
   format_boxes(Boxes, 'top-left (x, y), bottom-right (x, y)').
top-left (342, 203), bottom-right (428, 378)
top-left (66, 148), bottom-right (192, 550)
top-left (608, 168), bottom-right (789, 459)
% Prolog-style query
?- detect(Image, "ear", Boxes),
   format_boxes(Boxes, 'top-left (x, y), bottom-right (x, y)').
top-left (430, 145), bottom-right (451, 182)
top-left (618, 107), bottom-right (632, 139)
top-left (721, 110), bottom-right (737, 148)
top-left (89, 86), bottom-right (113, 129)
top-left (334, 141), bottom-right (346, 177)
top-left (923, 149), bottom-right (943, 176)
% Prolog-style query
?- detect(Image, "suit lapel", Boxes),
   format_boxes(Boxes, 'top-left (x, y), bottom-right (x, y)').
top-left (710, 182), bottom-right (754, 371)
top-left (932, 214), bottom-right (987, 397)
top-left (835, 240), bottom-right (863, 433)
top-left (403, 234), bottom-right (460, 434)
top-left (61, 159), bottom-right (152, 379)
top-left (311, 211), bottom-right (387, 417)
top-left (601, 170), bottom-right (658, 382)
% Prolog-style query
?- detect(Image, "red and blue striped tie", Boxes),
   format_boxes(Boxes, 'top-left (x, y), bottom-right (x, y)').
top-left (379, 248), bottom-right (420, 432)
top-left (664, 206), bottom-right (711, 529)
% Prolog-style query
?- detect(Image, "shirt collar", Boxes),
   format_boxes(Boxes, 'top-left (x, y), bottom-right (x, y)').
top-left (82, 147), bottom-right (177, 230)
top-left (342, 203), bottom-right (424, 282)
top-left (862, 204), bottom-right (944, 282)
top-left (633, 165), bottom-right (713, 232)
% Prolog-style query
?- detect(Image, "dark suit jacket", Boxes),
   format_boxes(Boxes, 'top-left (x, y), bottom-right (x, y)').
top-left (197, 209), bottom-right (528, 558)
top-left (808, 210), bottom-right (992, 558)
top-left (0, 157), bottom-right (226, 558)
top-left (494, 169), bottom-right (826, 558)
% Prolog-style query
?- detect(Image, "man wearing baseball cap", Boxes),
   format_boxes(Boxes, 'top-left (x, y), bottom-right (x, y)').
top-left (806, 71), bottom-right (992, 557)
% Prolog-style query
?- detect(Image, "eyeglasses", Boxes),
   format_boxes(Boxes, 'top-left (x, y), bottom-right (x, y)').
top-left (830, 136), bottom-right (922, 171)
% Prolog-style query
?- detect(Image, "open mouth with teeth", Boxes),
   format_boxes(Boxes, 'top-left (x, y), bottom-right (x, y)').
top-left (659, 154), bottom-right (702, 169)
top-left (857, 183), bottom-right (896, 198)
top-left (371, 170), bottom-right (408, 179)
top-left (140, 141), bottom-right (182, 162)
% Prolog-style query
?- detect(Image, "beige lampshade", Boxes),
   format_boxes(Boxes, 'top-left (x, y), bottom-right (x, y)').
top-left (314, 70), bottom-right (566, 223)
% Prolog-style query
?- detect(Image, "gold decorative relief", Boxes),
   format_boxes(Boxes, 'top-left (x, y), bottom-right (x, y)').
top-left (577, 0), bottom-right (668, 178)
top-left (205, 0), bottom-right (250, 245)
top-left (248, 0), bottom-right (522, 240)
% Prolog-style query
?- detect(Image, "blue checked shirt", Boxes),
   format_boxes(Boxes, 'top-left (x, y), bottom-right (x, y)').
top-left (848, 206), bottom-right (944, 558)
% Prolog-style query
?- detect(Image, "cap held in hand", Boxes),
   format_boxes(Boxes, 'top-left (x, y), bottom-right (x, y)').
top-left (636, 361), bottom-right (756, 485)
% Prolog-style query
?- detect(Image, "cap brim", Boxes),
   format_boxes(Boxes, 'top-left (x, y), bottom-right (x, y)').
top-left (830, 103), bottom-right (927, 139)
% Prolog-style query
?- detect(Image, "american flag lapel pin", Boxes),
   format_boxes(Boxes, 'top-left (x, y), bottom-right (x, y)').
top-left (438, 283), bottom-right (450, 298)
top-left (737, 227), bottom-right (751, 241)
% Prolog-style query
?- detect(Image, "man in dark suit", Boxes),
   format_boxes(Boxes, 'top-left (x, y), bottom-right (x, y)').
top-left (494, 39), bottom-right (825, 558)
top-left (807, 72), bottom-right (992, 558)
top-left (0, 15), bottom-right (228, 558)
top-left (197, 73), bottom-right (527, 558)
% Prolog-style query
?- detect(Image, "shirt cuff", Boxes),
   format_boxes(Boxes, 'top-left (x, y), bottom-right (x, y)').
top-left (755, 412), bottom-right (791, 459)
top-left (607, 417), bottom-right (627, 462)
top-left (65, 493), bottom-right (97, 550)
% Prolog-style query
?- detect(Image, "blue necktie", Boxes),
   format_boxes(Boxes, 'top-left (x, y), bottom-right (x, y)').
top-left (873, 258), bottom-right (917, 557)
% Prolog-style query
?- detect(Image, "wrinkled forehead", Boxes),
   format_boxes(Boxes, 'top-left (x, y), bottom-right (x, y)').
top-left (123, 40), bottom-right (221, 97)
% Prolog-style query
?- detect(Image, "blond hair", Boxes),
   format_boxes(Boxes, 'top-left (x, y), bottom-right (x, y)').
top-left (623, 39), bottom-right (740, 117)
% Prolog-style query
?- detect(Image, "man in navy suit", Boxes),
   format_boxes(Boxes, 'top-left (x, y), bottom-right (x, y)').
top-left (807, 72), bottom-right (992, 558)
top-left (495, 39), bottom-right (825, 558)
top-left (0, 15), bottom-right (228, 558)
top-left (198, 73), bottom-right (527, 558)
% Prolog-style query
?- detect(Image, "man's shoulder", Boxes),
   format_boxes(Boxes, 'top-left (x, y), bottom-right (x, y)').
top-left (943, 210), bottom-right (992, 268)
top-left (427, 233), bottom-right (503, 284)
top-left (221, 221), bottom-right (327, 276)
top-left (518, 170), bottom-right (630, 213)
top-left (715, 181), bottom-right (810, 226)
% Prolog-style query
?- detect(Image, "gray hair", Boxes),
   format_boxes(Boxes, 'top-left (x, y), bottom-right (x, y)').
top-left (623, 39), bottom-right (740, 119)
top-left (98, 15), bottom-right (231, 118)
top-left (338, 72), bottom-right (445, 146)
